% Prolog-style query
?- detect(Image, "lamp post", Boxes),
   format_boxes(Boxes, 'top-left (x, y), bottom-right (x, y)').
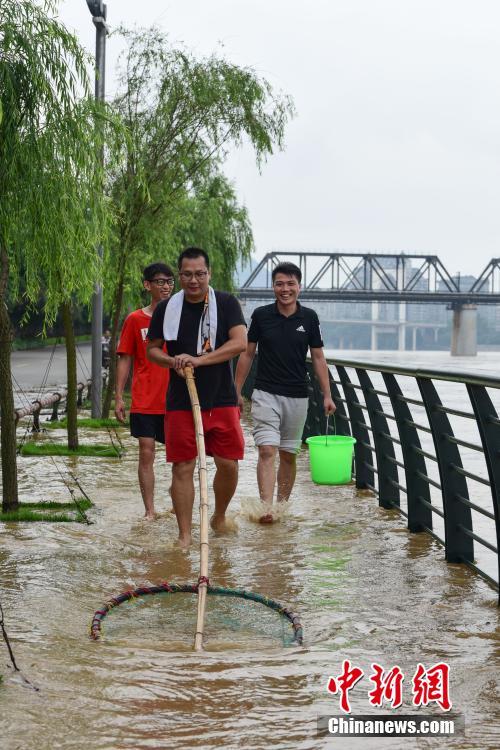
top-left (86, 1), bottom-right (108, 417)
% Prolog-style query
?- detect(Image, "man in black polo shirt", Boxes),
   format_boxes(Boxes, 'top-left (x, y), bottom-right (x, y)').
top-left (235, 261), bottom-right (335, 523)
top-left (147, 247), bottom-right (247, 547)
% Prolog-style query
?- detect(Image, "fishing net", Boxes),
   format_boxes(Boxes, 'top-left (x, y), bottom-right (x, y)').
top-left (90, 582), bottom-right (303, 649)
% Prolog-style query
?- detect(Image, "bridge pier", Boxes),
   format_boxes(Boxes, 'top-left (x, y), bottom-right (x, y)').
top-left (411, 327), bottom-right (417, 351)
top-left (398, 322), bottom-right (405, 351)
top-left (370, 300), bottom-right (407, 352)
top-left (450, 303), bottom-right (477, 356)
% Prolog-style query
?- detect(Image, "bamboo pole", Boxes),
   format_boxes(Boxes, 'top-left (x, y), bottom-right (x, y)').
top-left (185, 367), bottom-right (209, 652)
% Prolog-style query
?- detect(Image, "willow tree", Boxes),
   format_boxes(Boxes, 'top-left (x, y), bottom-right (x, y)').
top-left (0, 0), bottom-right (109, 509)
top-left (101, 26), bottom-right (294, 415)
top-left (177, 167), bottom-right (254, 291)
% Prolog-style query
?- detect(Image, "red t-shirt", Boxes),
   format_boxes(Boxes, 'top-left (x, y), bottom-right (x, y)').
top-left (117, 308), bottom-right (169, 414)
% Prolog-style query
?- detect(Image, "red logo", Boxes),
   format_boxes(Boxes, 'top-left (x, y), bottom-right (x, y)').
top-left (368, 663), bottom-right (404, 709)
top-left (412, 662), bottom-right (452, 711)
top-left (326, 661), bottom-right (452, 713)
top-left (327, 660), bottom-right (364, 714)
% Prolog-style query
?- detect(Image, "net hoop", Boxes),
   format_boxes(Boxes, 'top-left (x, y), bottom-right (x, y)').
top-left (90, 581), bottom-right (303, 645)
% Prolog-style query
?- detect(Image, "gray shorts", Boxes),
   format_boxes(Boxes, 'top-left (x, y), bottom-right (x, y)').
top-left (251, 389), bottom-right (309, 454)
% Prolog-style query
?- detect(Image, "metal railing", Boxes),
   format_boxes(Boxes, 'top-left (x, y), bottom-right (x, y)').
top-left (306, 358), bottom-right (499, 601)
top-left (14, 379), bottom-right (92, 431)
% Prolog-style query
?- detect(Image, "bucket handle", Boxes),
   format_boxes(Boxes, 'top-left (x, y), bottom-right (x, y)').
top-left (325, 414), bottom-right (336, 445)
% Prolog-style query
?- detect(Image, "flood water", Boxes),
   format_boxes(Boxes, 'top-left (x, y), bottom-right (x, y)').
top-left (1, 349), bottom-right (500, 749)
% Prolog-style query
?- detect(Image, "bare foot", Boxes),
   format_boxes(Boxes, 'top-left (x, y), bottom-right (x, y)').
top-left (258, 501), bottom-right (274, 524)
top-left (175, 534), bottom-right (192, 549)
top-left (210, 513), bottom-right (226, 532)
top-left (144, 511), bottom-right (157, 521)
top-left (210, 513), bottom-right (238, 533)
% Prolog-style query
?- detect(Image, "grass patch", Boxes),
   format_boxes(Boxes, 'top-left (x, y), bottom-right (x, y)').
top-left (0, 498), bottom-right (93, 523)
top-left (20, 442), bottom-right (121, 458)
top-left (45, 417), bottom-right (127, 430)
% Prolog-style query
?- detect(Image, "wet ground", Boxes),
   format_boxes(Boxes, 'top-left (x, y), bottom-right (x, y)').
top-left (1, 408), bottom-right (499, 749)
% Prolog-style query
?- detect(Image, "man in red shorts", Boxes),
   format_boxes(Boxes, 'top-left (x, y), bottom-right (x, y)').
top-left (115, 262), bottom-right (174, 519)
top-left (147, 247), bottom-right (247, 547)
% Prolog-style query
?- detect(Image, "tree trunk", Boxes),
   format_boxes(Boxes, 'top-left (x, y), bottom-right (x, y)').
top-left (61, 300), bottom-right (78, 450)
top-left (102, 250), bottom-right (127, 418)
top-left (0, 247), bottom-right (18, 511)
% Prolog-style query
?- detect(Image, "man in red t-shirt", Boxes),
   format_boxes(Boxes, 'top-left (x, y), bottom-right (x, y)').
top-left (115, 263), bottom-right (174, 518)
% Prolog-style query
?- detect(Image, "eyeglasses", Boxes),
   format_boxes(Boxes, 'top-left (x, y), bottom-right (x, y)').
top-left (150, 277), bottom-right (175, 287)
top-left (179, 271), bottom-right (209, 281)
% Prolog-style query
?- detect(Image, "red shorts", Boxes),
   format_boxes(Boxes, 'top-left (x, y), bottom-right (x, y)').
top-left (164, 407), bottom-right (245, 463)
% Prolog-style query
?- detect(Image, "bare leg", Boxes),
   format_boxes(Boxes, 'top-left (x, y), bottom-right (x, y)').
top-left (171, 459), bottom-right (196, 547)
top-left (256, 445), bottom-right (278, 522)
top-left (168, 484), bottom-right (175, 513)
top-left (277, 450), bottom-right (297, 502)
top-left (210, 455), bottom-right (238, 531)
top-left (138, 437), bottom-right (156, 519)
top-left (256, 445), bottom-right (278, 502)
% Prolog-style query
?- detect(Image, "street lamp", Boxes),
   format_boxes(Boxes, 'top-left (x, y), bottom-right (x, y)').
top-left (86, 1), bottom-right (108, 417)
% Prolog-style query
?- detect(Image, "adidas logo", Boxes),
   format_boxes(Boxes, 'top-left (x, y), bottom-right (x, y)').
top-left (296, 325), bottom-right (306, 332)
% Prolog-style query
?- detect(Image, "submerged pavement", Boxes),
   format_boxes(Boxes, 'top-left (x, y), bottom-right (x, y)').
top-left (0, 407), bottom-right (499, 749)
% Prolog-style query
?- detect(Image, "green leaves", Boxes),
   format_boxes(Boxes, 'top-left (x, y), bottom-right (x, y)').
top-left (0, 0), bottom-right (110, 320)
top-left (0, 7), bottom-right (294, 329)
top-left (104, 26), bottom-right (295, 310)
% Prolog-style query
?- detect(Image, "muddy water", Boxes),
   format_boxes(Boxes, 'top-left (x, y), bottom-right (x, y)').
top-left (1, 409), bottom-right (499, 750)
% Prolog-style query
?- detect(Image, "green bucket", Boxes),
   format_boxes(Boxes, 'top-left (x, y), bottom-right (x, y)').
top-left (305, 434), bottom-right (356, 485)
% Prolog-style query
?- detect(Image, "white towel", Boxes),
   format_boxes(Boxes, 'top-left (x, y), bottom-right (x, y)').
top-left (163, 287), bottom-right (218, 355)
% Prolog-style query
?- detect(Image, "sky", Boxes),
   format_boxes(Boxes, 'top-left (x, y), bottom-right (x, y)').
top-left (57, 0), bottom-right (500, 277)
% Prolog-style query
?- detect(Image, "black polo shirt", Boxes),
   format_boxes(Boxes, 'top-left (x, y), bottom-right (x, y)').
top-left (247, 302), bottom-right (323, 398)
top-left (148, 291), bottom-right (246, 410)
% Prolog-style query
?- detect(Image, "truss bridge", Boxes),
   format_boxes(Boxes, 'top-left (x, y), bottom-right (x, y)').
top-left (238, 252), bottom-right (500, 304)
top-left (237, 253), bottom-right (500, 355)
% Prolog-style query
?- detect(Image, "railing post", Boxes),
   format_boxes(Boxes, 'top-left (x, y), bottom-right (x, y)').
top-left (336, 365), bottom-right (374, 490)
top-left (32, 400), bottom-right (41, 432)
top-left (382, 373), bottom-right (432, 532)
top-left (50, 393), bottom-right (61, 422)
top-left (466, 383), bottom-right (500, 596)
top-left (356, 369), bottom-right (400, 509)
top-left (418, 377), bottom-right (473, 563)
